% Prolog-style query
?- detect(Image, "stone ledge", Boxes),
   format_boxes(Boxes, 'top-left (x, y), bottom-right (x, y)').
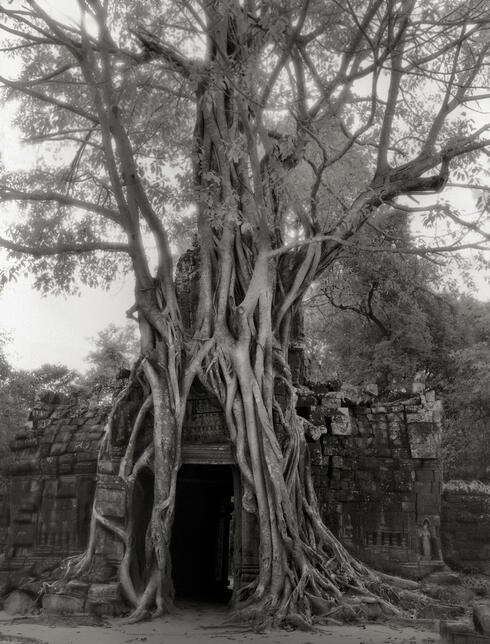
top-left (441, 621), bottom-right (490, 644)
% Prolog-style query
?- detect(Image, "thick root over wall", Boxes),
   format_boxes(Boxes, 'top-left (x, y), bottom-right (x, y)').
top-left (50, 364), bottom-right (429, 629)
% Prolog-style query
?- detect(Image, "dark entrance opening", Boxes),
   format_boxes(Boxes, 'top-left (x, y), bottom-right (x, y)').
top-left (170, 464), bottom-right (234, 602)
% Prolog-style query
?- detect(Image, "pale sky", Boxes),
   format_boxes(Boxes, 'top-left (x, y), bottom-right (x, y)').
top-left (0, 1), bottom-right (488, 373)
top-left (0, 274), bottom-right (136, 371)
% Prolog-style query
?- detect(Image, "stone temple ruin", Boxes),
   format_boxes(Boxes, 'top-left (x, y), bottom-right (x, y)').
top-left (0, 251), bottom-right (445, 613)
top-left (0, 365), bottom-right (444, 613)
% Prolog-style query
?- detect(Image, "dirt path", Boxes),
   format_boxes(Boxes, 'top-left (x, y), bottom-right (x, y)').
top-left (0, 604), bottom-right (441, 644)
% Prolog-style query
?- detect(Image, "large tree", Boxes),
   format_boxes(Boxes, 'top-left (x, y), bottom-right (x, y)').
top-left (0, 0), bottom-right (489, 625)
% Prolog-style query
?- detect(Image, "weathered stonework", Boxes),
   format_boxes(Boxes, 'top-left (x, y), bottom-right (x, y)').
top-left (0, 375), bottom-right (444, 613)
top-left (442, 481), bottom-right (490, 575)
top-left (0, 392), bottom-right (106, 577)
top-left (297, 386), bottom-right (444, 579)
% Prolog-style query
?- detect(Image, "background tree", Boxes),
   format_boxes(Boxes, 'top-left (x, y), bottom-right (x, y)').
top-left (0, 0), bottom-right (489, 626)
top-left (85, 322), bottom-right (139, 377)
top-left (304, 212), bottom-right (443, 389)
top-left (304, 244), bottom-right (490, 481)
top-left (0, 323), bottom-right (138, 457)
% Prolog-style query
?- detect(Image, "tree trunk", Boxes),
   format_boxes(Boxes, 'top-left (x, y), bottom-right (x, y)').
top-left (59, 2), bottom-right (410, 627)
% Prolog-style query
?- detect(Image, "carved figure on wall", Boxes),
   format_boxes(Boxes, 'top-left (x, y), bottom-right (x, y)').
top-left (419, 519), bottom-right (432, 560)
top-left (343, 513), bottom-right (353, 541)
top-left (418, 517), bottom-right (443, 561)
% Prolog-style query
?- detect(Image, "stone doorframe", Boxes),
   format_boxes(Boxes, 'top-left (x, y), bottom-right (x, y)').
top-left (181, 442), bottom-right (259, 591)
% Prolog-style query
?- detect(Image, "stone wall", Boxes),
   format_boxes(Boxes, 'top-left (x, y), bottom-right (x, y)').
top-left (0, 392), bottom-right (108, 577)
top-left (296, 384), bottom-right (444, 579)
top-left (442, 480), bottom-right (490, 575)
top-left (0, 379), bottom-right (444, 586)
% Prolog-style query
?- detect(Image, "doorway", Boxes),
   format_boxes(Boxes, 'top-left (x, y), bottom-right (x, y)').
top-left (170, 464), bottom-right (234, 602)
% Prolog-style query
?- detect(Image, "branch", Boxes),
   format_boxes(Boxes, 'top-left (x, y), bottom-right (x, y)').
top-left (259, 0), bottom-right (310, 112)
top-left (376, 2), bottom-right (415, 175)
top-left (421, 25), bottom-right (465, 154)
top-left (383, 131), bottom-right (490, 197)
top-left (321, 284), bottom-right (389, 337)
top-left (366, 282), bottom-right (389, 336)
top-left (0, 188), bottom-right (122, 225)
top-left (10, 63), bottom-right (75, 87)
top-left (0, 75), bottom-right (98, 123)
top-left (305, 0), bottom-right (386, 117)
top-left (131, 28), bottom-right (199, 78)
top-left (447, 182), bottom-right (490, 193)
top-left (0, 237), bottom-right (129, 257)
top-left (442, 211), bottom-right (490, 241)
top-left (269, 233), bottom-right (489, 259)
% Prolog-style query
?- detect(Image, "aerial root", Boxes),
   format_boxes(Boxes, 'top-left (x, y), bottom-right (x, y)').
top-left (124, 607), bottom-right (152, 624)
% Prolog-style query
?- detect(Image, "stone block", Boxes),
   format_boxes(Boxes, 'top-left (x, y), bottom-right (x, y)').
top-left (65, 580), bottom-right (90, 598)
top-left (474, 603), bottom-right (490, 635)
top-left (407, 422), bottom-right (440, 458)
top-left (4, 590), bottom-right (35, 615)
top-left (426, 571), bottom-right (461, 586)
top-left (11, 524), bottom-right (35, 545)
top-left (58, 454), bottom-right (75, 466)
top-left (95, 487), bottom-right (126, 518)
top-left (320, 392), bottom-right (342, 409)
top-left (303, 418), bottom-right (327, 441)
top-left (42, 593), bottom-right (86, 614)
top-left (41, 456), bottom-right (58, 474)
top-left (330, 408), bottom-right (352, 435)
top-left (363, 383), bottom-right (378, 397)
top-left (308, 443), bottom-right (323, 466)
top-left (51, 443), bottom-right (67, 456)
top-left (76, 451), bottom-right (97, 462)
top-left (416, 468), bottom-right (435, 482)
top-left (98, 460), bottom-right (115, 474)
top-left (87, 582), bottom-right (121, 603)
top-left (441, 621), bottom-right (490, 644)
top-left (340, 384), bottom-right (361, 405)
top-left (407, 408), bottom-right (433, 424)
top-left (56, 430), bottom-right (74, 442)
top-left (73, 461), bottom-right (96, 474)
top-left (388, 404), bottom-right (404, 413)
top-left (296, 390), bottom-right (317, 407)
top-left (358, 421), bottom-right (373, 436)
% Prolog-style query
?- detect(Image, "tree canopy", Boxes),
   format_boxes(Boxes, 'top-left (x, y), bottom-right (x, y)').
top-left (0, 0), bottom-right (489, 627)
top-left (0, 0), bottom-right (488, 287)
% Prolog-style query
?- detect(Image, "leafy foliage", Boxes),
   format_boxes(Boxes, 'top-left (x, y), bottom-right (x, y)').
top-left (305, 213), bottom-right (442, 389)
top-left (305, 246), bottom-right (490, 480)
top-left (85, 322), bottom-right (139, 381)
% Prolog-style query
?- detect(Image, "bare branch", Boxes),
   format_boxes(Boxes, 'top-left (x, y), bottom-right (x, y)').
top-left (447, 182), bottom-right (490, 193)
top-left (259, 0), bottom-right (310, 113)
top-left (0, 74), bottom-right (98, 123)
top-left (0, 188), bottom-right (122, 226)
top-left (269, 232), bottom-right (489, 260)
top-left (442, 210), bottom-right (490, 241)
top-left (0, 237), bottom-right (129, 257)
top-left (376, 1), bottom-right (415, 175)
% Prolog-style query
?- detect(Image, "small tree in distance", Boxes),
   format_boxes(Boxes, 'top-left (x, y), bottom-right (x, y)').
top-left (85, 322), bottom-right (139, 380)
top-left (0, 0), bottom-right (489, 626)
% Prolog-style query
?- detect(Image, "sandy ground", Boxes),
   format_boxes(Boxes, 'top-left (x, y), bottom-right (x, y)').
top-left (0, 603), bottom-right (442, 644)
